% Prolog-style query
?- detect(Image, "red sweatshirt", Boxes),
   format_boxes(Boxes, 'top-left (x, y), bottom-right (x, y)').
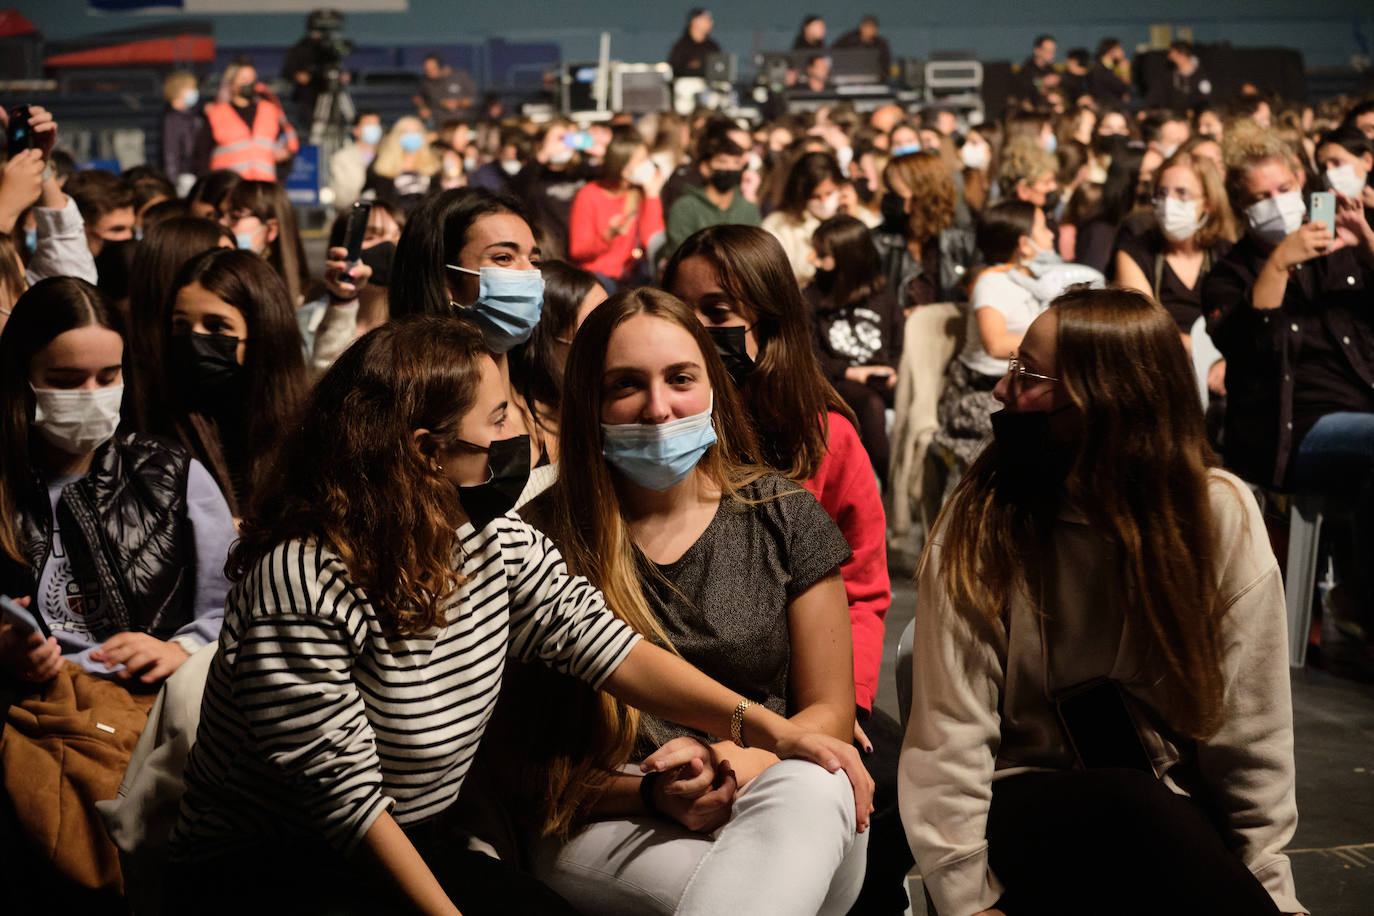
top-left (567, 182), bottom-right (664, 280)
top-left (801, 411), bottom-right (891, 715)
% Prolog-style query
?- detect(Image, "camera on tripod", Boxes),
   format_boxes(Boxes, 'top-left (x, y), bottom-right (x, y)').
top-left (305, 8), bottom-right (356, 78)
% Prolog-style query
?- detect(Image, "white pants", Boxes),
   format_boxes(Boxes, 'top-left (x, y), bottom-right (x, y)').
top-left (531, 759), bottom-right (868, 916)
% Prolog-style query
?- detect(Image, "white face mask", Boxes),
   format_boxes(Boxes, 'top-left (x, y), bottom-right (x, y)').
top-left (835, 145), bottom-right (854, 176)
top-left (1156, 197), bottom-right (1207, 242)
top-left (500, 159), bottom-right (522, 176)
top-left (808, 191), bottom-right (840, 221)
top-left (1245, 191), bottom-right (1306, 245)
top-left (30, 384), bottom-right (124, 456)
top-left (1326, 163), bottom-right (1367, 199)
top-left (961, 142), bottom-right (990, 170)
top-left (627, 159), bottom-right (658, 187)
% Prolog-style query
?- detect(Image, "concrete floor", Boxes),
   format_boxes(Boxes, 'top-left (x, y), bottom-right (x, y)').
top-left (875, 567), bottom-right (1374, 916)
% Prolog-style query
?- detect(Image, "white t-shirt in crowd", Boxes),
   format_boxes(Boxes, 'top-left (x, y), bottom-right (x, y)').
top-left (958, 267), bottom-right (1045, 378)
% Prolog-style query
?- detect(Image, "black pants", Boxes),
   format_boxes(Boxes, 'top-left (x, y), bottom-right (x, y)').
top-left (169, 818), bottom-right (579, 916)
top-left (986, 769), bottom-right (1282, 916)
top-left (833, 378), bottom-right (893, 484)
top-left (846, 707), bottom-right (915, 916)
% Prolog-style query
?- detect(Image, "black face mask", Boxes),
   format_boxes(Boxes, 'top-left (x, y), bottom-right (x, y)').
top-left (169, 332), bottom-right (243, 405)
top-left (360, 240), bottom-right (396, 288)
top-left (989, 408), bottom-right (1077, 503)
top-left (879, 192), bottom-right (907, 234)
top-left (708, 168), bottom-right (743, 193)
top-left (813, 267), bottom-right (837, 293)
top-left (235, 83), bottom-right (256, 101)
top-left (706, 325), bottom-right (757, 389)
top-left (1042, 190), bottom-right (1061, 215)
top-left (457, 434), bottom-right (531, 531)
top-left (853, 176), bottom-right (874, 203)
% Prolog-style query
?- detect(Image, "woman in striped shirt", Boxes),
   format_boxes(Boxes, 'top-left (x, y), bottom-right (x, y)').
top-left (167, 315), bottom-right (871, 916)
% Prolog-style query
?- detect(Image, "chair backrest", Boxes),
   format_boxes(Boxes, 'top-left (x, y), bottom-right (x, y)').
top-left (895, 617), bottom-right (916, 730)
top-left (888, 302), bottom-right (965, 536)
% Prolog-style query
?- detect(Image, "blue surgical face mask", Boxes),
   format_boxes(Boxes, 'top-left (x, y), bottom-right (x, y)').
top-left (601, 396), bottom-right (718, 491)
top-left (25, 227), bottom-right (37, 251)
top-left (1043, 132), bottom-right (1058, 154)
top-left (399, 131), bottom-right (425, 153)
top-left (444, 264), bottom-right (544, 353)
top-left (891, 141), bottom-right (921, 157)
top-left (360, 123), bottom-right (383, 146)
top-left (235, 232), bottom-right (259, 252)
top-left (182, 88), bottom-right (199, 109)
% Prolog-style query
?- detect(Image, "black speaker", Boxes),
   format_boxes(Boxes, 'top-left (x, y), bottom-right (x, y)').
top-left (901, 58), bottom-right (925, 90)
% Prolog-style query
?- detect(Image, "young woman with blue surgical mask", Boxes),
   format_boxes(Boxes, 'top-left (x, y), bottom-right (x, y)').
top-left (488, 287), bottom-right (869, 916)
top-left (217, 178), bottom-right (310, 307)
top-left (364, 115), bottom-right (440, 214)
top-left (392, 188), bottom-right (550, 474)
top-left (1205, 124), bottom-right (1374, 664)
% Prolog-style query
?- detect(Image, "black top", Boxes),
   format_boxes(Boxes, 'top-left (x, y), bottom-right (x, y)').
top-left (420, 70), bottom-right (476, 118)
top-left (1204, 235), bottom-right (1374, 488)
top-left (1115, 230), bottom-right (1231, 332)
top-left (509, 161), bottom-right (595, 258)
top-left (1087, 63), bottom-right (1131, 104)
top-left (634, 475), bottom-right (852, 752)
top-left (667, 35), bottom-right (721, 78)
top-left (161, 106), bottom-right (210, 180)
top-left (792, 36), bottom-right (827, 52)
top-left (805, 284), bottom-right (904, 383)
top-left (1014, 57), bottom-right (1057, 102)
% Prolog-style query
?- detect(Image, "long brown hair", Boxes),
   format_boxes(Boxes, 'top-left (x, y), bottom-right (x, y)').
top-left (229, 316), bottom-right (487, 635)
top-left (663, 224), bottom-right (856, 481)
top-left (163, 248), bottom-right (309, 514)
top-left (533, 286), bottom-right (767, 837)
top-left (885, 151), bottom-right (957, 244)
top-left (1152, 150), bottom-right (1238, 248)
top-left (930, 288), bottom-right (1227, 739)
top-left (126, 217), bottom-right (234, 432)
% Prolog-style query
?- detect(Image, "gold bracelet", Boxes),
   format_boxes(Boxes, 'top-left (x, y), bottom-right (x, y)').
top-left (730, 698), bottom-right (753, 748)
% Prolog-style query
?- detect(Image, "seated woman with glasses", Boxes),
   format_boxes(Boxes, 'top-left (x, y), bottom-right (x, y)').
top-left (1112, 151), bottom-right (1237, 351)
top-left (901, 287), bottom-right (1303, 916)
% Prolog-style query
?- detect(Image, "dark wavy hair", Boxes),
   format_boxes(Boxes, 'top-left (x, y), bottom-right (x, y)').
top-left (163, 248), bottom-right (309, 514)
top-left (664, 224), bottom-right (856, 480)
top-left (390, 187), bottom-right (534, 319)
top-left (230, 316), bottom-right (490, 635)
top-left (810, 214), bottom-right (884, 311)
top-left (0, 278), bottom-right (123, 566)
top-left (508, 259), bottom-right (600, 436)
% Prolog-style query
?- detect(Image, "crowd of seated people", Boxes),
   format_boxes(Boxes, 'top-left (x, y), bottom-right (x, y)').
top-left (3, 20), bottom-right (1372, 912)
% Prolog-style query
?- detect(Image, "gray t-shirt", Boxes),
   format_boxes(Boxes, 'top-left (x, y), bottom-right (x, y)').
top-left (636, 475), bottom-right (852, 751)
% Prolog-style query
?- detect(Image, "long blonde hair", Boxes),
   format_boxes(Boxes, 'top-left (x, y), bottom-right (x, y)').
top-left (531, 287), bottom-right (768, 837)
top-left (930, 288), bottom-right (1228, 740)
top-left (373, 116), bottom-right (441, 178)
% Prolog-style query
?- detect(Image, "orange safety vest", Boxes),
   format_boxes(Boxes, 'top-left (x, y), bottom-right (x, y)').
top-left (206, 100), bottom-right (298, 182)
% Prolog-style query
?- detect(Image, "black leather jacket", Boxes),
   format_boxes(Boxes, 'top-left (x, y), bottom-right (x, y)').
top-left (2, 434), bottom-right (195, 639)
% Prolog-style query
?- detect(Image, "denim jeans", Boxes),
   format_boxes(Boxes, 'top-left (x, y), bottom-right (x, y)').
top-left (1293, 411), bottom-right (1374, 611)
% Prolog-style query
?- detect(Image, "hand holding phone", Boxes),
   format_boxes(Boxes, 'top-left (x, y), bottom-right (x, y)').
top-left (5, 105), bottom-right (33, 155)
top-left (1, 594), bottom-right (44, 637)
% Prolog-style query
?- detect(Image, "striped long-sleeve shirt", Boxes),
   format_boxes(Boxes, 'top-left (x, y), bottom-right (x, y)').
top-left (168, 515), bottom-right (640, 861)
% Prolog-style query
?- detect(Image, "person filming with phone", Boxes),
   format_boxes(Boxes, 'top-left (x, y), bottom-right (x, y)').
top-left (1204, 122), bottom-right (1374, 661)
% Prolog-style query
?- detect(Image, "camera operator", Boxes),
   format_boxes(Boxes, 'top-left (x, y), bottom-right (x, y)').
top-left (282, 10), bottom-right (353, 128)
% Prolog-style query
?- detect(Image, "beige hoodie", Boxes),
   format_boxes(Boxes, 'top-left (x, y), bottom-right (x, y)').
top-left (899, 469), bottom-right (1303, 916)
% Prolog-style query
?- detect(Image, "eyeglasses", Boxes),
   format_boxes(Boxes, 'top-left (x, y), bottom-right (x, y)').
top-left (1007, 354), bottom-right (1060, 389)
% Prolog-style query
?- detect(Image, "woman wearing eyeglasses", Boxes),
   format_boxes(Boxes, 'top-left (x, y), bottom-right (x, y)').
top-left (900, 287), bottom-right (1302, 916)
top-left (1113, 150), bottom-right (1237, 350)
